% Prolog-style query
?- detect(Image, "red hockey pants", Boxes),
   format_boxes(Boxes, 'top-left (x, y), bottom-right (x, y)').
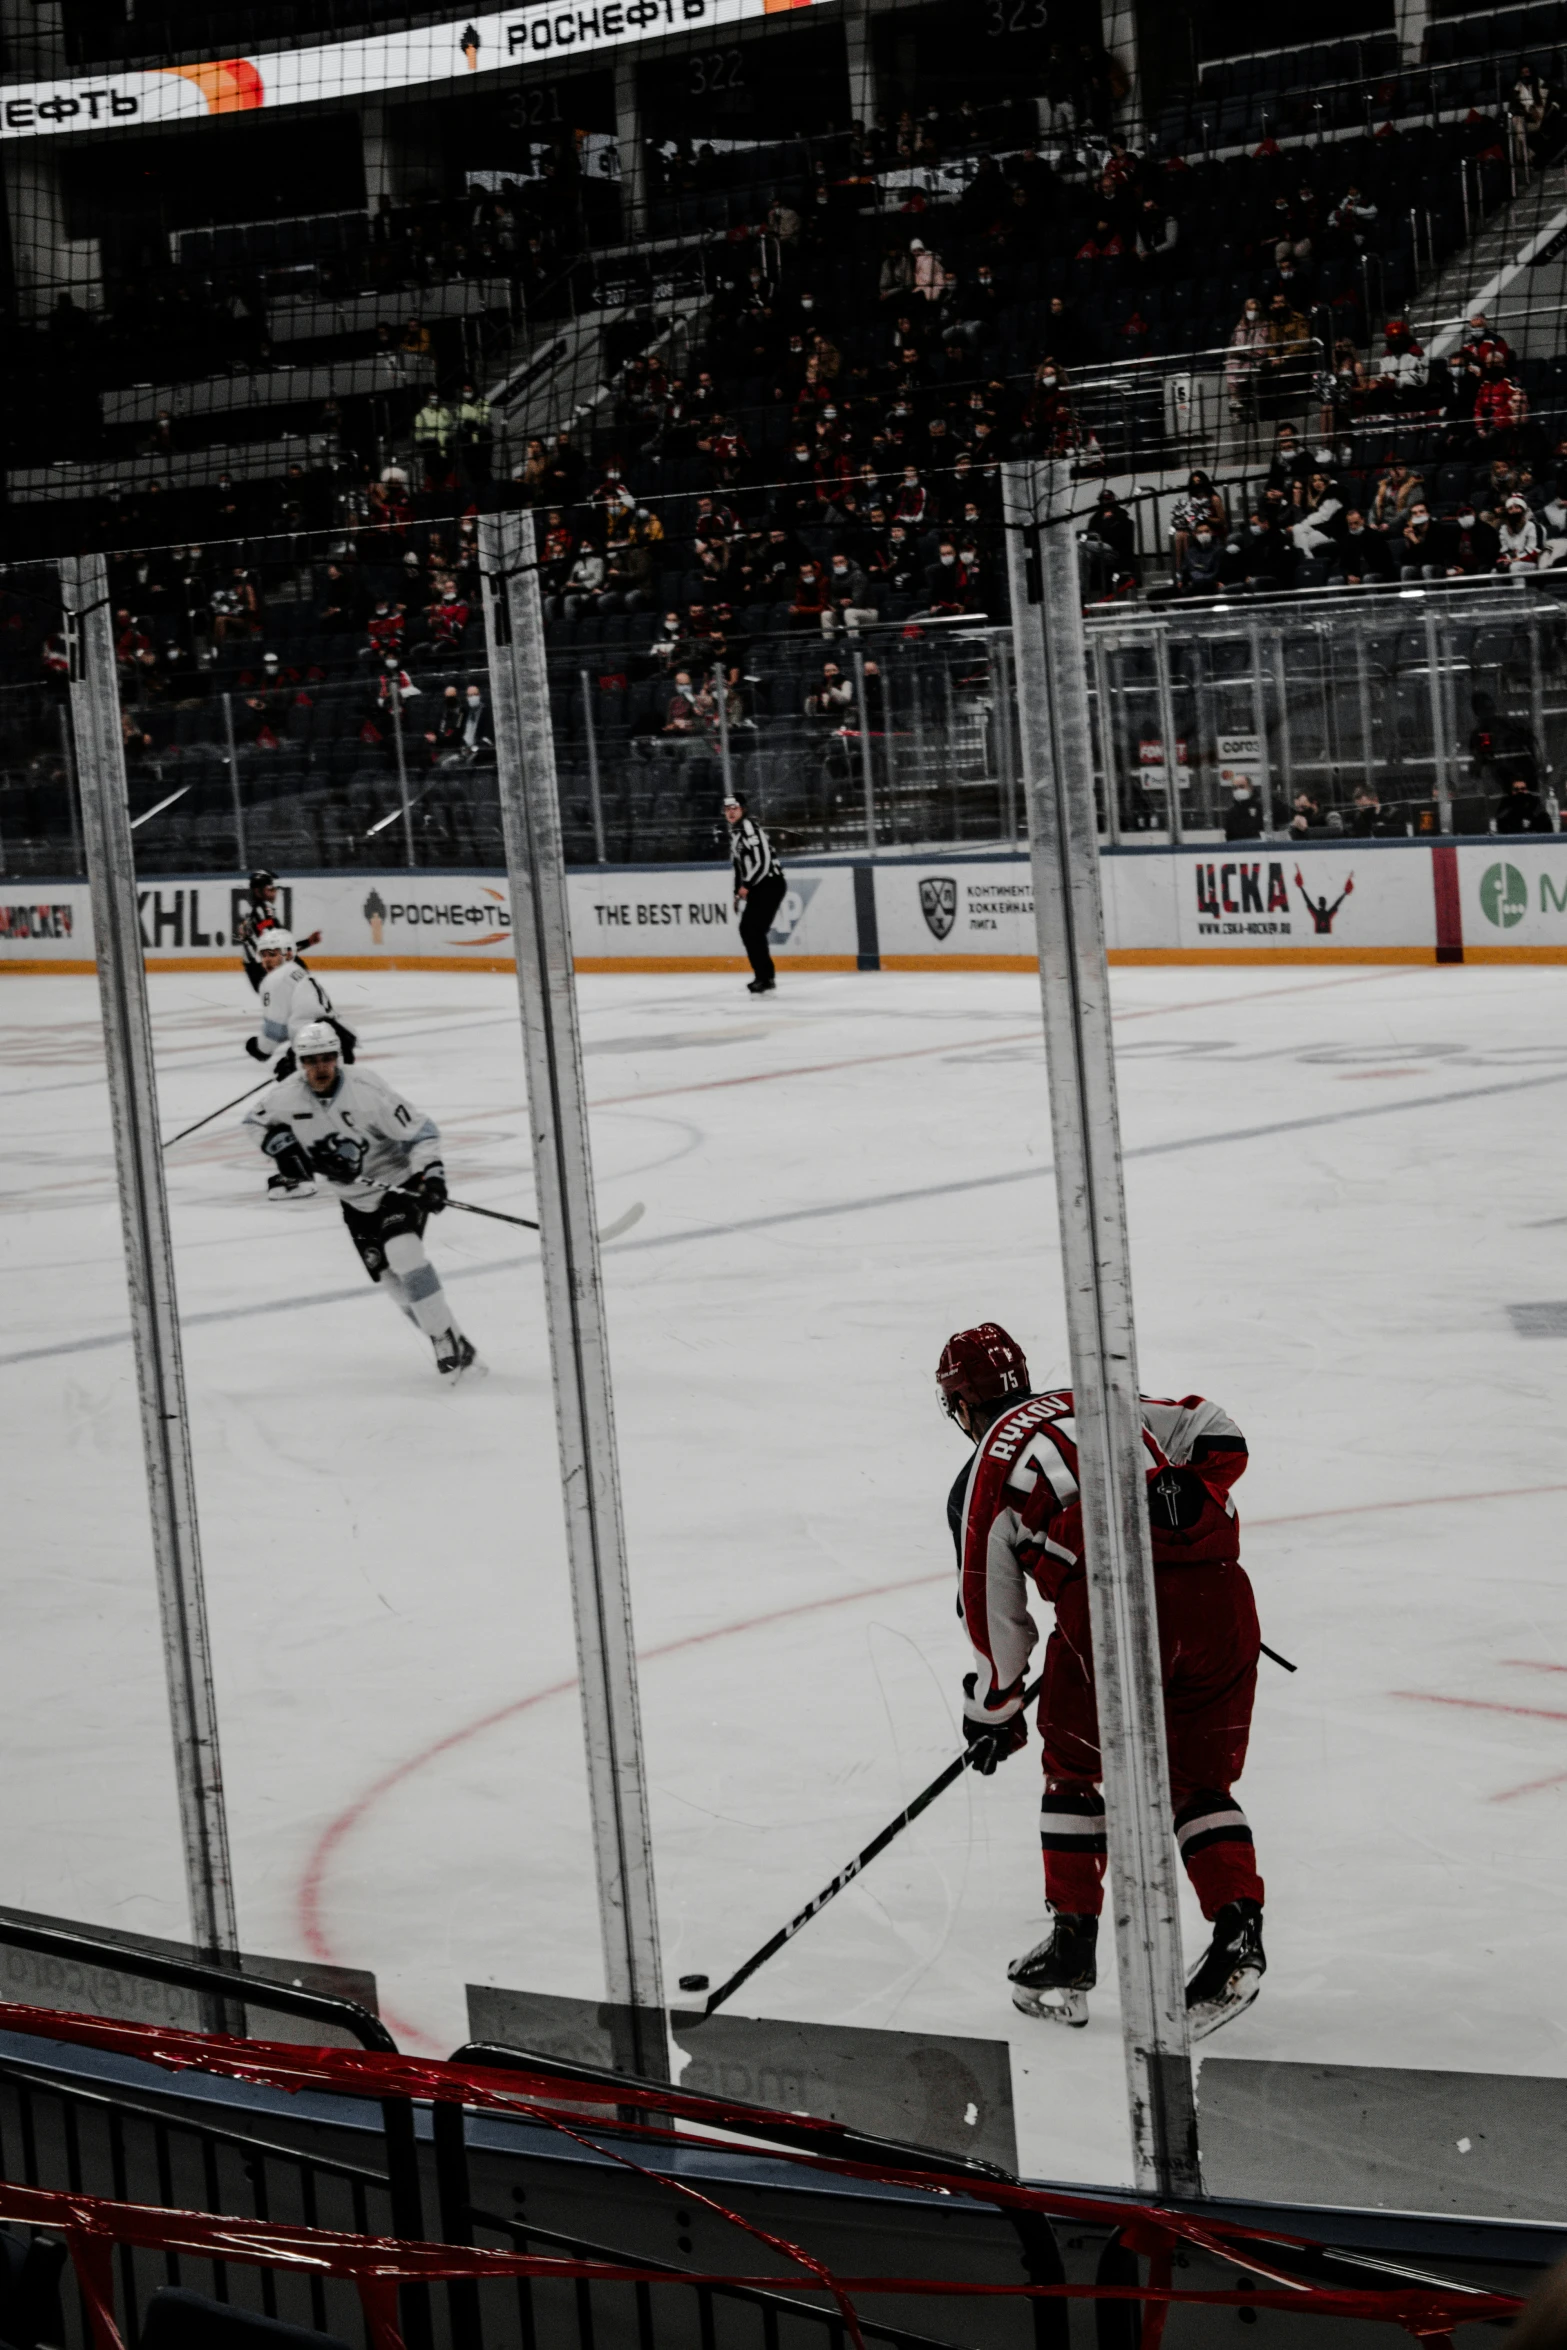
top-left (1037, 1560), bottom-right (1264, 1920)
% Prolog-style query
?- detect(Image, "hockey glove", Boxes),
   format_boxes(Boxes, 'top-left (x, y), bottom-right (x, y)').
top-left (245, 1036), bottom-right (270, 1061)
top-left (260, 1123), bottom-right (312, 1186)
top-left (962, 1673), bottom-right (1029, 1775)
top-left (417, 1166), bottom-right (449, 1213)
top-left (272, 1050), bottom-right (296, 1081)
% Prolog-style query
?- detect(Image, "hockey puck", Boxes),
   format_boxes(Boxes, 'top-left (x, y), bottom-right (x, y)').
top-left (678, 1974), bottom-right (710, 1993)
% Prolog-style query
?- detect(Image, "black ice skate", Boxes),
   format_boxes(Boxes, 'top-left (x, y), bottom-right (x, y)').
top-left (1007, 1912), bottom-right (1098, 2027)
top-left (1185, 1898), bottom-right (1265, 2039)
top-left (266, 1170), bottom-right (316, 1202)
top-left (433, 1329), bottom-right (479, 1384)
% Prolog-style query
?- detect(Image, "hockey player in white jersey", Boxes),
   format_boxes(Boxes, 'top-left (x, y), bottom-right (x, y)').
top-left (242, 1022), bottom-right (479, 1381)
top-left (245, 932), bottom-right (357, 1081)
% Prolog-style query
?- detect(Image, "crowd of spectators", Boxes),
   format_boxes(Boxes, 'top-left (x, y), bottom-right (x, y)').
top-left (1165, 312), bottom-right (1559, 597)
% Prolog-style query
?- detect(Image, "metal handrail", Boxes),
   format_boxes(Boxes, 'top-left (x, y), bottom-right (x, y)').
top-left (0, 1916), bottom-right (396, 2054)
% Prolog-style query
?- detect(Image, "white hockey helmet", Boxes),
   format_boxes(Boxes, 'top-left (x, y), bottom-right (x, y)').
top-left (294, 1020), bottom-right (340, 1060)
top-left (258, 928), bottom-right (295, 960)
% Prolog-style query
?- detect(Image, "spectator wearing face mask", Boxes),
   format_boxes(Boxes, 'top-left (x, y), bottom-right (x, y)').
top-left (1396, 501), bottom-right (1446, 580)
top-left (1448, 503), bottom-right (1501, 575)
top-left (924, 539), bottom-right (971, 613)
top-left (1171, 472), bottom-right (1227, 569)
top-left (1230, 508), bottom-right (1298, 593)
top-left (432, 684), bottom-right (492, 764)
top-left (1224, 782), bottom-right (1265, 841)
top-left (1498, 494), bottom-right (1542, 567)
top-left (824, 550), bottom-right (875, 630)
top-left (1177, 522), bottom-right (1223, 596)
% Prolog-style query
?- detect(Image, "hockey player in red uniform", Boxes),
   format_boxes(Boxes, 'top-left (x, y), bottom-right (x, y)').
top-left (938, 1322), bottom-right (1265, 2036)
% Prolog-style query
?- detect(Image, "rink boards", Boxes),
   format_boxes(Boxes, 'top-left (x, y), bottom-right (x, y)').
top-left (7, 838), bottom-right (1567, 971)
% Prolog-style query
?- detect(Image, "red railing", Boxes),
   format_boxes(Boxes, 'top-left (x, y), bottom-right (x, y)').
top-left (0, 2002), bottom-right (1525, 2350)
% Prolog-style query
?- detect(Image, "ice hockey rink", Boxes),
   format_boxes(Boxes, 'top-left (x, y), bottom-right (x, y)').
top-left (4, 957), bottom-right (1567, 2186)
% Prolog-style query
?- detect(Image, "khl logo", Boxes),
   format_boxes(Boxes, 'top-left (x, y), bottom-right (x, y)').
top-left (919, 877), bottom-right (957, 940)
top-left (1479, 862), bottom-right (1529, 928)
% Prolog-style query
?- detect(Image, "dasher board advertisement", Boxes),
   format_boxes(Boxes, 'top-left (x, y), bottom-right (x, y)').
top-left (9, 843), bottom-right (1567, 971)
top-left (0, 865), bottom-right (858, 972)
top-left (0, 0), bottom-right (820, 142)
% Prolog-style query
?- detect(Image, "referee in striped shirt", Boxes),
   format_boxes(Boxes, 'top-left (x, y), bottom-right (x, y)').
top-left (724, 792), bottom-right (787, 994)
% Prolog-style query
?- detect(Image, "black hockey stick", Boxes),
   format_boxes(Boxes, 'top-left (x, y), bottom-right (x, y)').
top-left (683, 1675), bottom-right (1046, 2019)
top-left (1261, 1641), bottom-right (1297, 1673)
top-left (389, 1186), bottom-right (645, 1244)
top-left (161, 1078), bottom-right (272, 1150)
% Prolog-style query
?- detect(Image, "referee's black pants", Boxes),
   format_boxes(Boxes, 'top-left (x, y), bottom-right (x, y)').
top-left (738, 873), bottom-right (788, 986)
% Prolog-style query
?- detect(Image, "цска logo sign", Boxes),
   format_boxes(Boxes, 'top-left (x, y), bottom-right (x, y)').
top-left (1479, 861), bottom-right (1529, 928)
top-left (919, 876), bottom-right (957, 940)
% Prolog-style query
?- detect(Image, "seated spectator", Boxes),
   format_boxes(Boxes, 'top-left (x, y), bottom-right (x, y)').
top-left (401, 315), bottom-right (432, 359)
top-left (1224, 782), bottom-right (1265, 841)
top-left (1448, 502), bottom-right (1501, 575)
top-left (1320, 339), bottom-right (1369, 439)
top-left (1396, 501), bottom-right (1445, 579)
top-left (1461, 310), bottom-right (1513, 378)
top-left (1376, 317), bottom-right (1426, 401)
top-left (1496, 773), bottom-right (1554, 832)
top-left (805, 660), bottom-right (854, 721)
top-left (1290, 473), bottom-right (1344, 562)
top-left (210, 565), bottom-right (258, 643)
top-left (1171, 471), bottom-right (1227, 566)
top-left (1176, 522), bottom-right (1223, 596)
top-left (663, 671), bottom-right (701, 733)
top-left (1475, 358), bottom-right (1530, 446)
top-left (1228, 509), bottom-right (1298, 593)
top-left (1288, 790), bottom-right (1332, 837)
top-left (924, 539), bottom-right (971, 613)
top-left (1350, 786), bottom-right (1404, 836)
top-left (1336, 509), bottom-right (1392, 584)
top-left (1084, 488), bottom-right (1138, 594)
top-left (1472, 451), bottom-right (1520, 509)
top-left (1226, 299), bottom-right (1269, 420)
top-left (1329, 183), bottom-right (1379, 247)
top-left (426, 580), bottom-right (471, 651)
top-left (437, 683), bottom-right (493, 765)
top-left (560, 542), bottom-right (609, 618)
top-left (790, 560), bottom-right (829, 628)
top-left (909, 238), bottom-right (952, 302)
top-left (1076, 216), bottom-right (1125, 263)
top-left (1267, 424), bottom-right (1311, 496)
top-left (1498, 493), bottom-right (1542, 567)
top-left (824, 550), bottom-right (875, 628)
top-left (1371, 460), bottom-right (1421, 531)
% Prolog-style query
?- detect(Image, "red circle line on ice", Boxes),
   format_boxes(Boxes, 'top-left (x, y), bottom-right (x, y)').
top-left (297, 1479), bottom-right (1567, 2051)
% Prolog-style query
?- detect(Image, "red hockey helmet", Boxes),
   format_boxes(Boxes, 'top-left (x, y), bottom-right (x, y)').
top-left (936, 1323), bottom-right (1030, 1419)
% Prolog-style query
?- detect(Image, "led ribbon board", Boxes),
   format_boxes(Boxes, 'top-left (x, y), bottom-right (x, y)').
top-left (0, 0), bottom-right (819, 139)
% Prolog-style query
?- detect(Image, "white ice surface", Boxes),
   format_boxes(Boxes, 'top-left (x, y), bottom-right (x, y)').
top-left (4, 962), bottom-right (1567, 2185)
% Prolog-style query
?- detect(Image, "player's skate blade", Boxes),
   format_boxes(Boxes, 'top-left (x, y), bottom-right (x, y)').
top-left (1186, 1898), bottom-right (1265, 2039)
top-left (1008, 1913), bottom-right (1097, 2027)
top-left (266, 1173), bottom-right (316, 1202)
top-left (433, 1331), bottom-right (482, 1385)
